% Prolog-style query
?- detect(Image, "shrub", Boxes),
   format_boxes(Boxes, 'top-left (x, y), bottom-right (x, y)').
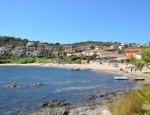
top-left (19, 58), bottom-right (27, 64)
top-left (110, 86), bottom-right (150, 115)
top-left (26, 58), bottom-right (35, 63)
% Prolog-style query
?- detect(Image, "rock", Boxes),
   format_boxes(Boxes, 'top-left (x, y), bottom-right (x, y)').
top-left (32, 82), bottom-right (43, 87)
top-left (100, 93), bottom-right (109, 98)
top-left (41, 102), bottom-right (49, 108)
top-left (5, 83), bottom-right (17, 88)
top-left (100, 94), bottom-right (105, 97)
top-left (41, 100), bottom-right (71, 108)
top-left (86, 94), bottom-right (97, 101)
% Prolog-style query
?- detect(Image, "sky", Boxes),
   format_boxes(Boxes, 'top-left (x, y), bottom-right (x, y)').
top-left (0, 0), bottom-right (150, 44)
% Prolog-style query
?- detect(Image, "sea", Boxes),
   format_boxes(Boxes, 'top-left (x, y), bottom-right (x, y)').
top-left (0, 66), bottom-right (136, 114)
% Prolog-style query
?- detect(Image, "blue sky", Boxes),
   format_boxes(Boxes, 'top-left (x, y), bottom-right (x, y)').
top-left (0, 0), bottom-right (150, 44)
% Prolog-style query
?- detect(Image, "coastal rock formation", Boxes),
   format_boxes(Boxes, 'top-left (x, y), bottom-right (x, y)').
top-left (30, 105), bottom-right (112, 115)
top-left (32, 82), bottom-right (43, 87)
top-left (86, 94), bottom-right (97, 101)
top-left (41, 100), bottom-right (71, 108)
top-left (30, 107), bottom-right (70, 115)
top-left (5, 83), bottom-right (17, 88)
top-left (69, 105), bottom-right (112, 115)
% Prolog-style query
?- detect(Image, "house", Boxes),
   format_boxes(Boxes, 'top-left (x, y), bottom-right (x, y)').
top-left (26, 42), bottom-right (35, 47)
top-left (96, 51), bottom-right (125, 63)
top-left (104, 46), bottom-right (117, 52)
top-left (124, 47), bottom-right (140, 57)
top-left (81, 50), bottom-right (95, 56)
top-left (66, 51), bottom-right (76, 57)
top-left (112, 57), bottom-right (129, 64)
top-left (94, 45), bottom-right (101, 50)
top-left (26, 42), bottom-right (37, 56)
top-left (26, 47), bottom-right (36, 56)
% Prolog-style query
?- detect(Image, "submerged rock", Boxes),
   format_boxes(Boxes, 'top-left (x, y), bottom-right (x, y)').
top-left (5, 83), bottom-right (17, 88)
top-left (41, 100), bottom-right (71, 108)
top-left (32, 82), bottom-right (43, 87)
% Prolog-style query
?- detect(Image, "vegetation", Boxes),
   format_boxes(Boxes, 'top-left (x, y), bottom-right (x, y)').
top-left (72, 41), bottom-right (121, 46)
top-left (141, 48), bottom-right (150, 68)
top-left (60, 55), bottom-right (94, 64)
top-left (0, 57), bottom-right (11, 64)
top-left (129, 55), bottom-right (137, 64)
top-left (129, 47), bottom-right (150, 70)
top-left (110, 85), bottom-right (150, 115)
top-left (135, 60), bottom-right (144, 71)
top-left (0, 55), bottom-right (95, 64)
top-left (0, 36), bottom-right (28, 46)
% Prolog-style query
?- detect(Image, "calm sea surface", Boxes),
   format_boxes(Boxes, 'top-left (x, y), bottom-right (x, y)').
top-left (0, 66), bottom-right (136, 114)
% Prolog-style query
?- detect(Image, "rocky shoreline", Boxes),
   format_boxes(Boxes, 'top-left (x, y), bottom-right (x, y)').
top-left (29, 89), bottom-right (128, 115)
top-left (1, 63), bottom-right (149, 115)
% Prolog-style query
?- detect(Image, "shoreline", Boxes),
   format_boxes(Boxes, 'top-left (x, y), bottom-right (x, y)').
top-left (1, 63), bottom-right (150, 83)
top-left (1, 63), bottom-right (150, 115)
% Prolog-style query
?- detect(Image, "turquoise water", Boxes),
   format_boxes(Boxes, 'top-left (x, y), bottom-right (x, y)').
top-left (0, 66), bottom-right (136, 114)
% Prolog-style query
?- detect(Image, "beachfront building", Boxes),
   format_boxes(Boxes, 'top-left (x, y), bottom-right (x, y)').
top-left (96, 51), bottom-right (128, 64)
top-left (124, 47), bottom-right (140, 57)
top-left (96, 51), bottom-right (118, 62)
top-left (112, 57), bottom-right (129, 64)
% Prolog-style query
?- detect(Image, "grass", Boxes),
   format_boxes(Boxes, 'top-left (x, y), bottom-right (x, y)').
top-left (110, 85), bottom-right (150, 115)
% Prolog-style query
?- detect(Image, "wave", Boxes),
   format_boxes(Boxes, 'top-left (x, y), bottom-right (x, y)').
top-left (53, 85), bottom-right (101, 93)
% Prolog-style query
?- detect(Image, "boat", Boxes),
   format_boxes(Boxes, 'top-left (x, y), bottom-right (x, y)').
top-left (71, 68), bottom-right (80, 71)
top-left (133, 78), bottom-right (145, 81)
top-left (114, 76), bottom-right (128, 80)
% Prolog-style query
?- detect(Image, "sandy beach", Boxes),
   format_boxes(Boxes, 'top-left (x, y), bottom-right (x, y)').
top-left (1, 62), bottom-right (150, 83)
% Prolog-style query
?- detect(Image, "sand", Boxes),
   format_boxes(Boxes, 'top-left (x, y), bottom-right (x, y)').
top-left (0, 62), bottom-right (150, 83)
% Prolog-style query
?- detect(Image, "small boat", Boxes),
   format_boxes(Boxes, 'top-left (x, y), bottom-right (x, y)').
top-left (71, 68), bottom-right (80, 71)
top-left (133, 78), bottom-right (145, 81)
top-left (114, 76), bottom-right (128, 80)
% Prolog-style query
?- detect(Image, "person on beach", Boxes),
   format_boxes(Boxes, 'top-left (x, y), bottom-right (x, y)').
top-left (135, 68), bottom-right (136, 73)
top-left (131, 67), bottom-right (133, 73)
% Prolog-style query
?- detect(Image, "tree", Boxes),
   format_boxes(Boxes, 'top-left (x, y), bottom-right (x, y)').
top-left (135, 60), bottom-right (144, 71)
top-left (141, 48), bottom-right (150, 68)
top-left (129, 55), bottom-right (137, 64)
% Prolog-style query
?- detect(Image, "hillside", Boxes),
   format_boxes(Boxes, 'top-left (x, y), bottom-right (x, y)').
top-left (0, 36), bottom-right (28, 46)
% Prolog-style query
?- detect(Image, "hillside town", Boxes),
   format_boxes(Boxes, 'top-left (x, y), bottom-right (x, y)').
top-left (0, 38), bottom-right (144, 63)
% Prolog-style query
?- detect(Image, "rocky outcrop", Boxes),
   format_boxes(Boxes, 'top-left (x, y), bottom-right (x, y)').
top-left (32, 82), bottom-right (43, 87)
top-left (30, 105), bottom-right (112, 115)
top-left (86, 94), bottom-right (97, 101)
top-left (41, 100), bottom-right (71, 108)
top-left (5, 83), bottom-right (17, 88)
top-left (30, 90), bottom-right (127, 115)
